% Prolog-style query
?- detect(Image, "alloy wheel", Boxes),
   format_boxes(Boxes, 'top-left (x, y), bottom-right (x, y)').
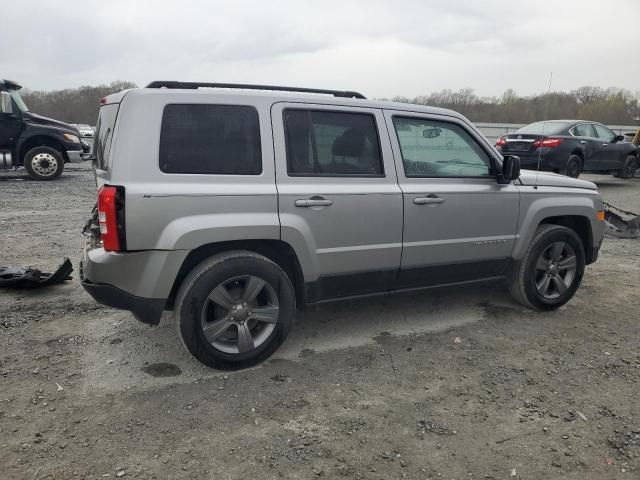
top-left (534, 241), bottom-right (577, 300)
top-left (200, 275), bottom-right (279, 354)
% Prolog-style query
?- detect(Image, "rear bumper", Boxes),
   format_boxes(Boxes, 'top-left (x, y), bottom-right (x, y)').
top-left (500, 151), bottom-right (567, 170)
top-left (80, 239), bottom-right (188, 324)
top-left (81, 279), bottom-right (165, 325)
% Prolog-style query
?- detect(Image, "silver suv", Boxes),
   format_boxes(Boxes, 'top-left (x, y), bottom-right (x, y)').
top-left (80, 81), bottom-right (606, 369)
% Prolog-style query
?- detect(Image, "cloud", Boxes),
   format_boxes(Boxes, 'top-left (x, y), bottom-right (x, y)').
top-left (1, 0), bottom-right (638, 97)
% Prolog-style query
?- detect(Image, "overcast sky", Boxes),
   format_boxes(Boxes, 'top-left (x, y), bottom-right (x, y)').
top-left (2, 0), bottom-right (639, 97)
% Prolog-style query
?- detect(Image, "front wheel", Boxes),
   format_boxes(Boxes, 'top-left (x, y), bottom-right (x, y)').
top-left (563, 155), bottom-right (582, 178)
top-left (23, 146), bottom-right (64, 180)
top-left (508, 224), bottom-right (585, 310)
top-left (617, 155), bottom-right (638, 179)
top-left (175, 251), bottom-right (296, 370)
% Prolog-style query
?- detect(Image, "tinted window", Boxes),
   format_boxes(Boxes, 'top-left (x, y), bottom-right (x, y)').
top-left (572, 124), bottom-right (595, 137)
top-left (94, 104), bottom-right (119, 170)
top-left (284, 110), bottom-right (383, 176)
top-left (160, 104), bottom-right (261, 175)
top-left (393, 117), bottom-right (492, 177)
top-left (593, 124), bottom-right (615, 141)
top-left (517, 121), bottom-right (570, 134)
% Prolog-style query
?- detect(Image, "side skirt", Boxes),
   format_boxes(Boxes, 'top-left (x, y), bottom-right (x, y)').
top-left (305, 259), bottom-right (510, 304)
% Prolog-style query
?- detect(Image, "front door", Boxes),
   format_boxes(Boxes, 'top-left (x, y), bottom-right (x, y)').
top-left (272, 103), bottom-right (403, 301)
top-left (592, 124), bottom-right (624, 169)
top-left (0, 94), bottom-right (23, 151)
top-left (384, 110), bottom-right (520, 288)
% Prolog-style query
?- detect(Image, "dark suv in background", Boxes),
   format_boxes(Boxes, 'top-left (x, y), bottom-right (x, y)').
top-left (0, 79), bottom-right (88, 180)
top-left (496, 120), bottom-right (638, 178)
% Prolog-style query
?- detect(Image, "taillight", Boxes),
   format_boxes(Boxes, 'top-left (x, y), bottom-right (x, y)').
top-left (100, 97), bottom-right (107, 105)
top-left (496, 136), bottom-right (506, 147)
top-left (97, 185), bottom-right (125, 252)
top-left (533, 138), bottom-right (563, 148)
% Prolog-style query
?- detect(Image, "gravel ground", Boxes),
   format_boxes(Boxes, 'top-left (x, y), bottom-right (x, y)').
top-left (1, 163), bottom-right (639, 480)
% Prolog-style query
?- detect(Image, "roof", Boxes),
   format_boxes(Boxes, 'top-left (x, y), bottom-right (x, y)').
top-left (106, 86), bottom-right (466, 121)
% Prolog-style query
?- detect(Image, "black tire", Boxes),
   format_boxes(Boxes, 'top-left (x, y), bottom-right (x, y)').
top-left (563, 155), bottom-right (582, 178)
top-left (617, 155), bottom-right (638, 179)
top-left (174, 251), bottom-right (296, 370)
top-left (508, 224), bottom-right (585, 310)
top-left (23, 146), bottom-right (64, 180)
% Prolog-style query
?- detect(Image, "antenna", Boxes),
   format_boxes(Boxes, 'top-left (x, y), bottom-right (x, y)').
top-left (534, 72), bottom-right (553, 189)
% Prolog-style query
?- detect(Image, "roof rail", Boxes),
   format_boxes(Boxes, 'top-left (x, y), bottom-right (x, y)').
top-left (145, 81), bottom-right (366, 99)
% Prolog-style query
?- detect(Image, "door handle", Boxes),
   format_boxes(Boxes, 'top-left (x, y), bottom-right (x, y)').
top-left (579, 140), bottom-right (587, 144)
top-left (601, 143), bottom-right (608, 146)
top-left (295, 198), bottom-right (333, 207)
top-left (414, 196), bottom-right (444, 205)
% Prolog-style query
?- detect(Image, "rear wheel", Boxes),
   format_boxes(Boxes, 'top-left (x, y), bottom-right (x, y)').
top-left (508, 224), bottom-right (585, 310)
top-left (175, 251), bottom-right (296, 370)
top-left (23, 146), bottom-right (64, 180)
top-left (617, 155), bottom-right (638, 179)
top-left (563, 155), bottom-right (582, 178)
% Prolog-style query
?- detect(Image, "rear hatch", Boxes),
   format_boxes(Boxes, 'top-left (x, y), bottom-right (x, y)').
top-left (497, 121), bottom-right (572, 154)
top-left (92, 91), bottom-right (130, 187)
top-left (501, 134), bottom-right (540, 153)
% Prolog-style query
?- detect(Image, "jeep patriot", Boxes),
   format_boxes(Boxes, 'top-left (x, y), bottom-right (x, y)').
top-left (80, 81), bottom-right (606, 369)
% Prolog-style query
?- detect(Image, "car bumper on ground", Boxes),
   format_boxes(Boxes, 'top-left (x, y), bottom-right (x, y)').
top-left (79, 240), bottom-right (188, 325)
top-left (66, 149), bottom-right (84, 163)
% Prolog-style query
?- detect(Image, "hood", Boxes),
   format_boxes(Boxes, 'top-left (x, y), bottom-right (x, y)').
top-left (23, 111), bottom-right (80, 134)
top-left (518, 169), bottom-right (597, 190)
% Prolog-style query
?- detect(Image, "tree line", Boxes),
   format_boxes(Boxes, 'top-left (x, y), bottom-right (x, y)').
top-left (18, 82), bottom-right (640, 126)
top-left (387, 86), bottom-right (640, 126)
top-left (20, 81), bottom-right (137, 125)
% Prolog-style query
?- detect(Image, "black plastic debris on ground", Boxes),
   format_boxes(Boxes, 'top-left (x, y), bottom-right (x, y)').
top-left (0, 258), bottom-right (73, 289)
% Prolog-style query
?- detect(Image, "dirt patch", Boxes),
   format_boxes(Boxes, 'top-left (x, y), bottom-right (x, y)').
top-left (1, 166), bottom-right (639, 479)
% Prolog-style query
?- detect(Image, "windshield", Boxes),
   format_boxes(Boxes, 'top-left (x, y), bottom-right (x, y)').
top-left (516, 121), bottom-right (570, 134)
top-left (9, 90), bottom-right (28, 112)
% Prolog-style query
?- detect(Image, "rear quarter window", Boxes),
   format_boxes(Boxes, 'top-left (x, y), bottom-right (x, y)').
top-left (159, 104), bottom-right (262, 175)
top-left (94, 104), bottom-right (119, 170)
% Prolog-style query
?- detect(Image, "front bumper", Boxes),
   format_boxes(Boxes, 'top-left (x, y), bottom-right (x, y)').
top-left (66, 149), bottom-right (84, 163)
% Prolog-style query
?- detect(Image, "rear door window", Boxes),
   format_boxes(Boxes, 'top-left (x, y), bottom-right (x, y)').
top-left (572, 124), bottom-right (595, 137)
top-left (283, 109), bottom-right (383, 176)
top-left (593, 124), bottom-right (615, 142)
top-left (94, 104), bottom-right (119, 170)
top-left (159, 104), bottom-right (261, 175)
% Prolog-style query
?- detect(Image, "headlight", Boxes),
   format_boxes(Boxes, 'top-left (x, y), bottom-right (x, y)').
top-left (63, 133), bottom-right (81, 144)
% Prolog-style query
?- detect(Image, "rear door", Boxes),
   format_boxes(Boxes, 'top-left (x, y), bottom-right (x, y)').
top-left (272, 103), bottom-right (403, 301)
top-left (570, 123), bottom-right (599, 169)
top-left (384, 110), bottom-right (520, 288)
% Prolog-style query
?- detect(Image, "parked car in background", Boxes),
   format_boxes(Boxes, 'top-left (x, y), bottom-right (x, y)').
top-left (80, 81), bottom-right (605, 370)
top-left (76, 124), bottom-right (95, 138)
top-left (0, 79), bottom-right (89, 180)
top-left (495, 120), bottom-right (639, 179)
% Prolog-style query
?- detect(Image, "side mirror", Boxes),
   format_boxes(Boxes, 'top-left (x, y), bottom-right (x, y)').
top-left (498, 155), bottom-right (520, 184)
top-left (0, 91), bottom-right (14, 114)
top-left (614, 135), bottom-right (624, 143)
